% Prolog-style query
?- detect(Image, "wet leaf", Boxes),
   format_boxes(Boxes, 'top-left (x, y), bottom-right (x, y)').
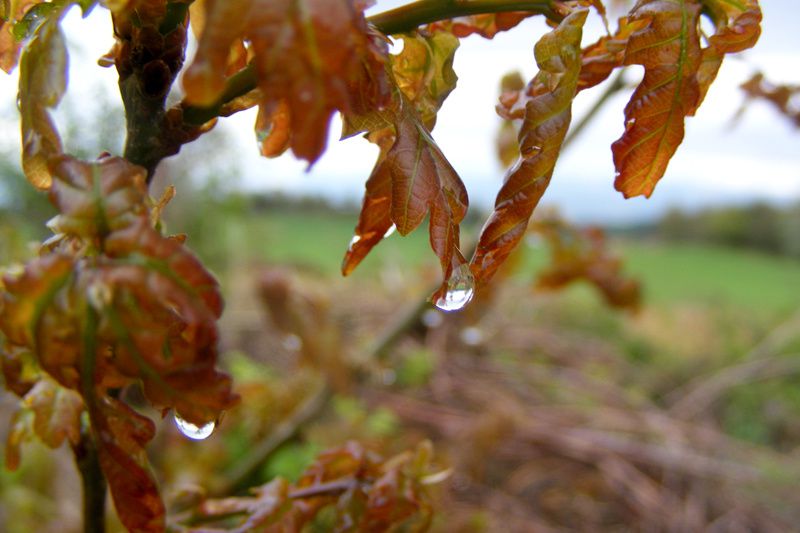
top-left (18, 3), bottom-right (67, 188)
top-left (184, 0), bottom-right (390, 164)
top-left (471, 10), bottom-right (588, 285)
top-left (610, 0), bottom-right (703, 198)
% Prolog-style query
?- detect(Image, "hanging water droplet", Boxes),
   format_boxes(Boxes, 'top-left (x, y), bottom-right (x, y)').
top-left (174, 413), bottom-right (216, 441)
top-left (434, 264), bottom-right (475, 312)
top-left (255, 123), bottom-right (274, 144)
top-left (383, 224), bottom-right (397, 238)
top-left (521, 145), bottom-right (542, 158)
top-left (348, 234), bottom-right (361, 252)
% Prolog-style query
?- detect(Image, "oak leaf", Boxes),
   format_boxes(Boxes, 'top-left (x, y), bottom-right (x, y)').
top-left (610, 0), bottom-right (702, 198)
top-left (184, 0), bottom-right (390, 164)
top-left (471, 9), bottom-right (588, 285)
top-left (692, 0), bottom-right (761, 111)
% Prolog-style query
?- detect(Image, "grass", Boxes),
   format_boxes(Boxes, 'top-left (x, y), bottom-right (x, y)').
top-left (172, 203), bottom-right (800, 316)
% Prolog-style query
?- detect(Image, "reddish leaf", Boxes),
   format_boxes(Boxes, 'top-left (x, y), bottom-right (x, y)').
top-left (471, 9), bottom-right (588, 285)
top-left (738, 72), bottom-right (800, 128)
top-left (426, 12), bottom-right (534, 39)
top-left (533, 217), bottom-right (641, 311)
top-left (692, 0), bottom-right (761, 112)
top-left (341, 129), bottom-right (394, 276)
top-left (184, 0), bottom-right (390, 164)
top-left (577, 16), bottom-right (648, 91)
top-left (0, 0), bottom-right (39, 73)
top-left (610, 0), bottom-right (702, 198)
top-left (88, 395), bottom-right (164, 533)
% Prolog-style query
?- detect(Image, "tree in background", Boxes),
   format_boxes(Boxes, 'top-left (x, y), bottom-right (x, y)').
top-left (0, 0), bottom-right (763, 531)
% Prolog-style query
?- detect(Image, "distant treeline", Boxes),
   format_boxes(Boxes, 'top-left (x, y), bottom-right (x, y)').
top-left (657, 202), bottom-right (800, 256)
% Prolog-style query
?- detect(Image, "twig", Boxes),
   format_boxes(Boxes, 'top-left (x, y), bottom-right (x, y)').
top-left (288, 478), bottom-right (359, 500)
top-left (72, 427), bottom-right (107, 533)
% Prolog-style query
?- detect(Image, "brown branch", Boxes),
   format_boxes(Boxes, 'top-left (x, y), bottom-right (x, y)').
top-left (72, 427), bottom-right (107, 533)
top-left (288, 478), bottom-right (360, 500)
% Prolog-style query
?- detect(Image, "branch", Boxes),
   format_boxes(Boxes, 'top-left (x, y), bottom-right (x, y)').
top-left (72, 427), bottom-right (107, 533)
top-left (180, 0), bottom-right (563, 126)
top-left (368, 0), bottom-right (562, 35)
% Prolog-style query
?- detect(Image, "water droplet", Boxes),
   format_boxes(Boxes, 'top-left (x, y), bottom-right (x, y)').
top-left (174, 413), bottom-right (216, 440)
top-left (521, 145), bottom-right (542, 158)
top-left (348, 234), bottom-right (361, 252)
top-left (282, 333), bottom-right (302, 352)
top-left (383, 224), bottom-right (397, 238)
top-left (434, 264), bottom-right (475, 312)
top-left (255, 123), bottom-right (273, 144)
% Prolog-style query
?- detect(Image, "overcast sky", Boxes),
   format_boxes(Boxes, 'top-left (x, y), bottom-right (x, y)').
top-left (0, 0), bottom-right (798, 223)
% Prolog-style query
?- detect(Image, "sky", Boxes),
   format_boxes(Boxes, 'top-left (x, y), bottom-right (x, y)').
top-left (0, 0), bottom-right (798, 224)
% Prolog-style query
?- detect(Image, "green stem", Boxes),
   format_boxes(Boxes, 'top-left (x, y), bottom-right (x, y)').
top-left (181, 0), bottom-right (562, 126)
top-left (75, 305), bottom-right (107, 533)
top-left (368, 0), bottom-right (561, 35)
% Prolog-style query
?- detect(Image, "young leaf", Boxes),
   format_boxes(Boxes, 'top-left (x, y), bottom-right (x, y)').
top-left (610, 0), bottom-right (703, 198)
top-left (425, 12), bottom-right (534, 39)
top-left (392, 31), bottom-right (459, 129)
top-left (184, 0), bottom-right (390, 164)
top-left (691, 0), bottom-right (761, 111)
top-left (0, 0), bottom-right (38, 72)
top-left (23, 376), bottom-right (84, 449)
top-left (17, 3), bottom-right (68, 188)
top-left (577, 16), bottom-right (648, 91)
top-left (341, 130), bottom-right (394, 276)
top-left (471, 9), bottom-right (588, 285)
top-left (88, 395), bottom-right (165, 533)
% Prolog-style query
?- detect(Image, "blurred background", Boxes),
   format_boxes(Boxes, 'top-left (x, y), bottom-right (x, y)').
top-left (1, 1), bottom-right (800, 531)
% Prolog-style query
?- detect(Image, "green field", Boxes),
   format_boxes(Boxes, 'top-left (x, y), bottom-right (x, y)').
top-left (177, 206), bottom-right (800, 316)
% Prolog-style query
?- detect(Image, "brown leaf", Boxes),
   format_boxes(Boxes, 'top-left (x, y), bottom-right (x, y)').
top-left (577, 16), bottom-right (648, 91)
top-left (392, 31), bottom-right (459, 129)
top-left (24, 376), bottom-right (84, 449)
top-left (18, 3), bottom-right (67, 188)
top-left (341, 129), bottom-right (394, 276)
top-left (88, 395), bottom-right (165, 533)
top-left (533, 218), bottom-right (641, 311)
top-left (611, 0), bottom-right (702, 198)
top-left (426, 12), bottom-right (534, 39)
top-left (692, 0), bottom-right (761, 112)
top-left (184, 0), bottom-right (390, 164)
top-left (471, 10), bottom-right (588, 285)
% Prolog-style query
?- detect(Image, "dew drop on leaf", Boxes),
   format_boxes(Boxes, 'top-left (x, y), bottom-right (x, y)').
top-left (521, 145), bottom-right (542, 158)
top-left (174, 413), bottom-right (216, 440)
top-left (383, 224), bottom-right (397, 238)
top-left (434, 264), bottom-right (475, 312)
top-left (348, 234), bottom-right (361, 252)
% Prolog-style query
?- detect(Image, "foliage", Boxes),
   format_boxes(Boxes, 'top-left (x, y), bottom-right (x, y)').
top-left (0, 0), bottom-right (765, 531)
